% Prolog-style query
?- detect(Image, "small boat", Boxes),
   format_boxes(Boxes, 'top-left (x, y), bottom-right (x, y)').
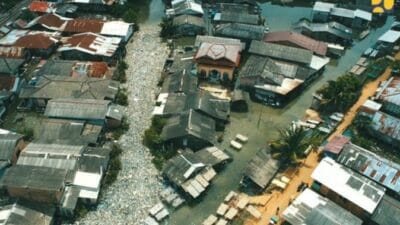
top-left (230, 140), bottom-right (243, 150)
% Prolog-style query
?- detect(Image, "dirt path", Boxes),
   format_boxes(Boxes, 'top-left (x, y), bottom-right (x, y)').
top-left (244, 53), bottom-right (399, 225)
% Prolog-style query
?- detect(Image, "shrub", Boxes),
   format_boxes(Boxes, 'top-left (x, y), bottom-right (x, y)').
top-left (115, 88), bottom-right (128, 106)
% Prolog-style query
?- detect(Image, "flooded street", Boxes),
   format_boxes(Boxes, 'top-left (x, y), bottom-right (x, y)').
top-left (166, 4), bottom-right (394, 225)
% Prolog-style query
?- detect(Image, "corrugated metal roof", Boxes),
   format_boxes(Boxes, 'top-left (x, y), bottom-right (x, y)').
top-left (337, 143), bottom-right (400, 193)
top-left (249, 40), bottom-right (313, 65)
top-left (215, 23), bottom-right (265, 41)
top-left (44, 98), bottom-right (110, 120)
top-left (243, 148), bottom-right (279, 189)
top-left (312, 157), bottom-right (386, 214)
top-left (0, 133), bottom-right (23, 161)
top-left (0, 30), bottom-right (59, 49)
top-left (0, 202), bottom-right (55, 225)
top-left (295, 20), bottom-right (352, 40)
top-left (19, 75), bottom-right (119, 100)
top-left (323, 135), bottom-right (350, 154)
top-left (161, 109), bottom-right (216, 145)
top-left (263, 31), bottom-right (328, 56)
top-left (195, 35), bottom-right (243, 49)
top-left (371, 111), bottom-right (400, 142)
top-left (173, 14), bottom-right (205, 27)
top-left (17, 155), bottom-right (77, 170)
top-left (376, 76), bottom-right (400, 106)
top-left (58, 32), bottom-right (121, 57)
top-left (215, 11), bottom-right (259, 25)
top-left (23, 142), bottom-right (84, 156)
top-left (378, 30), bottom-right (400, 43)
top-left (0, 165), bottom-right (68, 191)
top-left (29, 1), bottom-right (56, 13)
top-left (0, 46), bottom-right (26, 58)
top-left (371, 195), bottom-right (400, 225)
top-left (283, 188), bottom-right (363, 225)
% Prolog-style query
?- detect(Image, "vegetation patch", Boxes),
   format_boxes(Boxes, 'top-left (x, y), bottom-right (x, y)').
top-left (316, 74), bottom-right (362, 113)
top-left (102, 144), bottom-right (123, 189)
top-left (143, 117), bottom-right (176, 170)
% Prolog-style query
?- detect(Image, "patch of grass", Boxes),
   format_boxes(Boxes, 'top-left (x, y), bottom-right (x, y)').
top-left (102, 144), bottom-right (123, 188)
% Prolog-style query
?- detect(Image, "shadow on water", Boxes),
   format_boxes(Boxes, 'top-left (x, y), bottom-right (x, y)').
top-left (167, 3), bottom-right (395, 225)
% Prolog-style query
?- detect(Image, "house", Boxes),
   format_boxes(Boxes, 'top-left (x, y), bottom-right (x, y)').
top-left (322, 135), bottom-right (351, 158)
top-left (337, 143), bottom-right (400, 198)
top-left (16, 142), bottom-right (84, 171)
top-left (0, 165), bottom-right (70, 204)
top-left (154, 92), bottom-right (230, 127)
top-left (64, 0), bottom-right (118, 11)
top-left (370, 195), bottom-right (400, 225)
top-left (36, 119), bottom-right (103, 146)
top-left (283, 188), bottom-right (363, 225)
top-left (194, 42), bottom-right (241, 82)
top-left (311, 1), bottom-right (372, 29)
top-left (213, 11), bottom-right (260, 25)
top-left (218, 3), bottom-right (260, 15)
top-left (195, 35), bottom-right (244, 50)
top-left (240, 41), bottom-right (329, 105)
top-left (166, 1), bottom-right (204, 18)
top-left (32, 14), bottom-right (134, 41)
top-left (161, 109), bottom-right (216, 151)
top-left (0, 130), bottom-right (24, 170)
top-left (35, 59), bottom-right (114, 78)
top-left (294, 20), bottom-right (353, 45)
top-left (19, 75), bottom-right (119, 109)
top-left (214, 23), bottom-right (265, 45)
top-left (374, 76), bottom-right (400, 116)
top-left (263, 31), bottom-right (328, 56)
top-left (0, 46), bottom-right (28, 59)
top-left (0, 58), bottom-right (25, 94)
top-left (78, 147), bottom-right (111, 174)
top-left (28, 1), bottom-right (56, 14)
top-left (161, 68), bottom-right (198, 94)
top-left (72, 170), bottom-right (102, 204)
top-left (0, 30), bottom-right (59, 58)
top-left (44, 98), bottom-right (123, 127)
top-left (376, 29), bottom-right (400, 54)
top-left (57, 32), bottom-right (123, 65)
top-left (368, 111), bottom-right (400, 146)
top-left (0, 202), bottom-right (55, 225)
top-left (173, 15), bottom-right (205, 36)
top-left (311, 1), bottom-right (335, 23)
top-left (311, 157), bottom-right (386, 218)
top-left (241, 148), bottom-right (279, 192)
top-left (239, 55), bottom-right (304, 106)
top-left (162, 147), bottom-right (230, 198)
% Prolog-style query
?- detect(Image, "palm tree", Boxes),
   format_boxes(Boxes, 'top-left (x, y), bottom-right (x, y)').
top-left (270, 125), bottom-right (308, 166)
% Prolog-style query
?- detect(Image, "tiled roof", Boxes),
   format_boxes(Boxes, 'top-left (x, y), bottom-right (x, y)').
top-left (195, 42), bottom-right (241, 65)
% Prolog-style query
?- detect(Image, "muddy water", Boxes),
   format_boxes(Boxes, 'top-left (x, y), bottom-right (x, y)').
top-left (138, 1), bottom-right (394, 225)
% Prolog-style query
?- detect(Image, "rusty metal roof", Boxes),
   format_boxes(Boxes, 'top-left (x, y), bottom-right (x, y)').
top-left (371, 111), bottom-right (400, 142)
top-left (263, 31), bottom-right (328, 56)
top-left (29, 1), bottom-right (56, 13)
top-left (64, 19), bottom-right (103, 33)
top-left (376, 76), bottom-right (400, 107)
top-left (323, 135), bottom-right (351, 155)
top-left (337, 142), bottom-right (400, 194)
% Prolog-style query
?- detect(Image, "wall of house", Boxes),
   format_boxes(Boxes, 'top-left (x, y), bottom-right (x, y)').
top-left (8, 187), bottom-right (63, 204)
top-left (176, 25), bottom-right (204, 36)
top-left (319, 184), bottom-right (370, 219)
top-left (12, 139), bottom-right (25, 165)
top-left (197, 64), bottom-right (235, 81)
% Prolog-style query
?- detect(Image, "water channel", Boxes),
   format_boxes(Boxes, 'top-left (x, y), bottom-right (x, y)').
top-left (135, 1), bottom-right (394, 224)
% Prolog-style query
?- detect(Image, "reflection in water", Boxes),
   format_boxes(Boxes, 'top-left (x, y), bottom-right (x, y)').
top-left (130, 1), bottom-right (394, 224)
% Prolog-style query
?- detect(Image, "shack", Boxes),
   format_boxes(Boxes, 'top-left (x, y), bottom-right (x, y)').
top-left (241, 148), bottom-right (279, 192)
top-left (161, 109), bottom-right (216, 151)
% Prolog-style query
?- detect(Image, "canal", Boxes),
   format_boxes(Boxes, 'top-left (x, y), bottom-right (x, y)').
top-left (137, 1), bottom-right (394, 224)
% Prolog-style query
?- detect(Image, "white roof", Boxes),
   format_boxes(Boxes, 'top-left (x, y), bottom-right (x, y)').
top-left (79, 188), bottom-right (99, 200)
top-left (312, 158), bottom-right (385, 214)
top-left (283, 188), bottom-right (363, 225)
top-left (362, 100), bottom-right (382, 111)
top-left (58, 32), bottom-right (121, 57)
top-left (101, 21), bottom-right (133, 37)
top-left (378, 30), bottom-right (400, 43)
top-left (310, 55), bottom-right (330, 71)
top-left (73, 171), bottom-right (102, 189)
top-left (313, 1), bottom-right (335, 12)
top-left (354, 9), bottom-right (372, 21)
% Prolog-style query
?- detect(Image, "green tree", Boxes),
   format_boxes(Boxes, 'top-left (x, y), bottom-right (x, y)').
top-left (159, 17), bottom-right (175, 38)
top-left (317, 74), bottom-right (362, 113)
top-left (270, 125), bottom-right (308, 166)
top-left (123, 9), bottom-right (139, 31)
